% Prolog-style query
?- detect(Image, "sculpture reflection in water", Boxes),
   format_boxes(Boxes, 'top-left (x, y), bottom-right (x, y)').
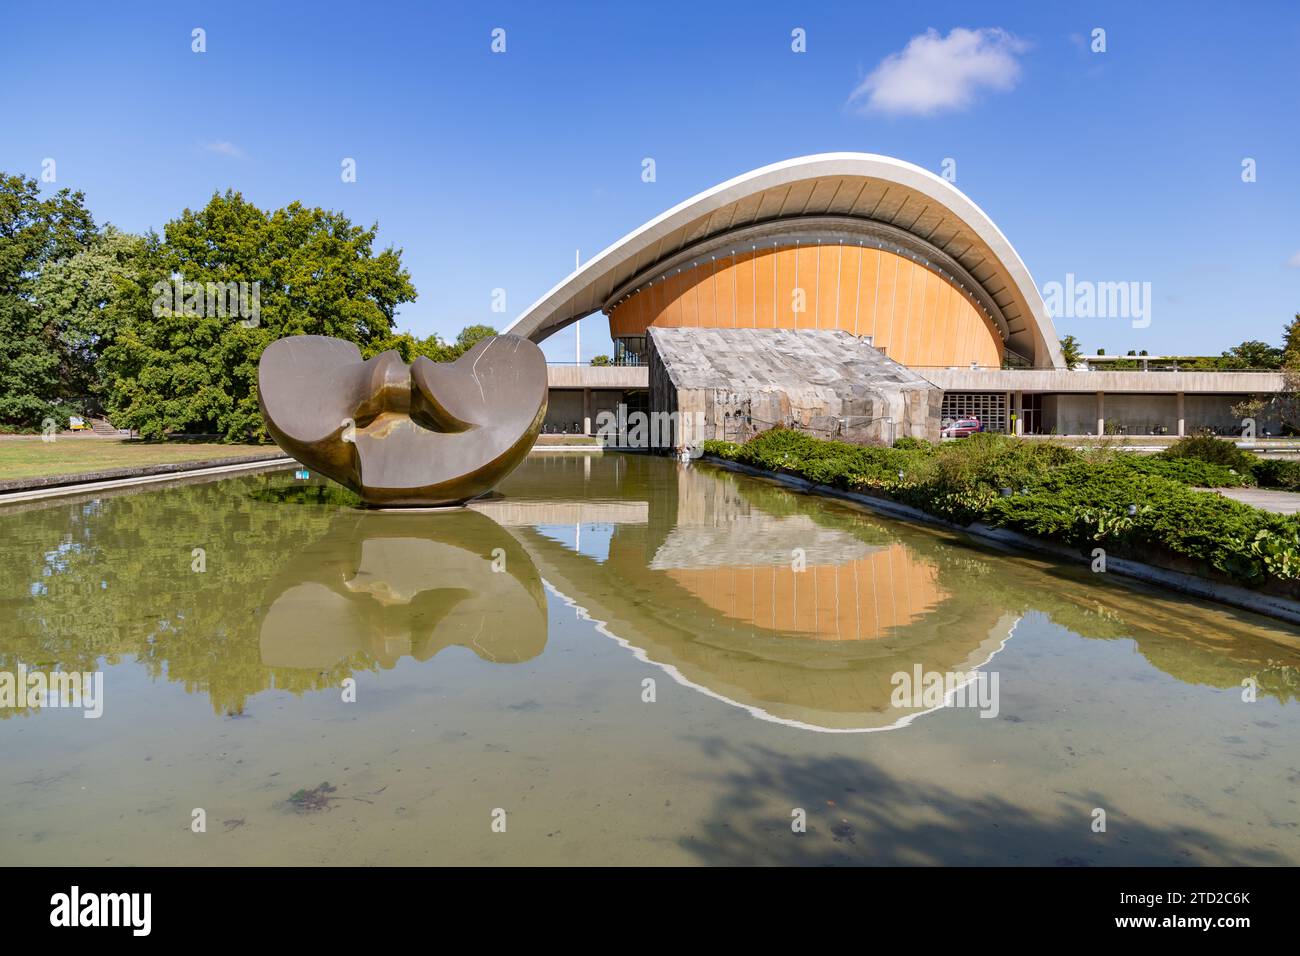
top-left (259, 509), bottom-right (547, 670)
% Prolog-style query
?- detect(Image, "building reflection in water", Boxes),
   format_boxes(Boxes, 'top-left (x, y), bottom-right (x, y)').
top-left (482, 459), bottom-right (1017, 732)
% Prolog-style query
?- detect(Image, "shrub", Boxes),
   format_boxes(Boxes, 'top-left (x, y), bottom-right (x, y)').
top-left (1162, 435), bottom-right (1257, 472)
top-left (892, 436), bottom-right (932, 451)
top-left (1253, 458), bottom-right (1300, 491)
top-left (1109, 454), bottom-right (1252, 488)
top-left (989, 462), bottom-right (1300, 583)
top-left (701, 427), bottom-right (1300, 588)
top-left (700, 439), bottom-right (741, 459)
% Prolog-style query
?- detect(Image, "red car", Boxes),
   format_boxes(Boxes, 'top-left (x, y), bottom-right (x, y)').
top-left (941, 416), bottom-right (983, 439)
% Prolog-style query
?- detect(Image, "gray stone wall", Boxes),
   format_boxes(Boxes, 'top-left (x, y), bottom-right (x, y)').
top-left (647, 327), bottom-right (942, 449)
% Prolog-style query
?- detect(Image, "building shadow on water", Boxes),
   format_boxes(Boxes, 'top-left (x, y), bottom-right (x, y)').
top-left (677, 739), bottom-right (1290, 866)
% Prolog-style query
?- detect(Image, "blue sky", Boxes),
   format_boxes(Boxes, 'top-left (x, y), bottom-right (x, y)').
top-left (3, 0), bottom-right (1298, 361)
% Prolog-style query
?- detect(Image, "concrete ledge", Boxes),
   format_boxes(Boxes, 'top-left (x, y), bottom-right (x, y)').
top-left (547, 365), bottom-right (648, 388)
top-left (923, 367), bottom-right (1285, 394)
top-left (703, 455), bottom-right (1300, 626)
top-left (0, 454), bottom-right (294, 504)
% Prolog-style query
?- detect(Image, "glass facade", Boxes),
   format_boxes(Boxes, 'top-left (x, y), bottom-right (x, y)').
top-left (941, 392), bottom-right (1008, 433)
top-left (613, 336), bottom-right (647, 366)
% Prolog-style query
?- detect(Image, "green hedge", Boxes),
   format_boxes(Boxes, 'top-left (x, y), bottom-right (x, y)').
top-left (1253, 458), bottom-right (1300, 491)
top-left (1160, 435), bottom-right (1257, 472)
top-left (1114, 455), bottom-right (1250, 488)
top-left (702, 429), bottom-right (1300, 587)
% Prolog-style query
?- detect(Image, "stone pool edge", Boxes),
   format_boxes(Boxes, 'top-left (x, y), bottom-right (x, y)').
top-left (702, 454), bottom-right (1300, 627)
top-left (0, 454), bottom-right (295, 504)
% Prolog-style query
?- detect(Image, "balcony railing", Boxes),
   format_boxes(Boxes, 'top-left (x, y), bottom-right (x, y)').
top-left (547, 356), bottom-right (646, 367)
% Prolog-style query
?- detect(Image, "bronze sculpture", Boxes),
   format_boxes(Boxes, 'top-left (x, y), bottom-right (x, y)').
top-left (258, 334), bottom-right (547, 507)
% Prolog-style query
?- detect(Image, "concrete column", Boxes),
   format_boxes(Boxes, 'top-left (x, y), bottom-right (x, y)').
top-left (582, 388), bottom-right (592, 436)
top-left (1014, 391), bottom-right (1024, 436)
top-left (1005, 392), bottom-right (1012, 434)
top-left (1177, 392), bottom-right (1185, 437)
top-left (1096, 391), bottom-right (1105, 436)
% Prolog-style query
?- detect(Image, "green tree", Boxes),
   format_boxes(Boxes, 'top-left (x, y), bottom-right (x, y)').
top-left (1058, 334), bottom-right (1083, 368)
top-left (590, 354), bottom-right (611, 366)
top-left (363, 330), bottom-right (454, 363)
top-left (101, 191), bottom-right (416, 440)
top-left (0, 173), bottom-right (96, 428)
top-left (1219, 339), bottom-right (1282, 370)
top-left (1281, 313), bottom-right (1300, 370)
top-left (453, 323), bottom-right (497, 355)
top-left (33, 225), bottom-right (147, 412)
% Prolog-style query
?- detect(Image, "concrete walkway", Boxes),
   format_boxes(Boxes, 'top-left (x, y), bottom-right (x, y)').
top-left (1212, 487), bottom-right (1300, 515)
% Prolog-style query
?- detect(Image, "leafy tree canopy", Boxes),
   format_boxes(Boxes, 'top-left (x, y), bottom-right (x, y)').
top-left (0, 173), bottom-right (96, 427)
top-left (1220, 339), bottom-right (1282, 370)
top-left (33, 225), bottom-right (147, 411)
top-left (455, 323), bottom-right (497, 354)
top-left (1058, 334), bottom-right (1083, 368)
top-left (101, 191), bottom-right (417, 440)
top-left (1281, 313), bottom-right (1300, 370)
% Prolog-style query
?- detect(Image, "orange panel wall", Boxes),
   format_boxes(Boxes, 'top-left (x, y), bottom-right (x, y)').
top-left (664, 543), bottom-right (948, 641)
top-left (608, 243), bottom-right (1002, 367)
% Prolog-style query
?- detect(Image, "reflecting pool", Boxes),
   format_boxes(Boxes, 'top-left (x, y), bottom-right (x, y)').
top-left (1, 453), bottom-right (1297, 865)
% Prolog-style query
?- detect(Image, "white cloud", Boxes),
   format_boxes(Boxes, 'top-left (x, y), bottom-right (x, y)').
top-left (202, 141), bottom-right (246, 159)
top-left (850, 27), bottom-right (1028, 117)
top-left (1288, 250), bottom-right (1300, 268)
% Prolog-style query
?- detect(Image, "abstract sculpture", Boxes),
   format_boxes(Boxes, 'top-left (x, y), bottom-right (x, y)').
top-left (258, 334), bottom-right (547, 507)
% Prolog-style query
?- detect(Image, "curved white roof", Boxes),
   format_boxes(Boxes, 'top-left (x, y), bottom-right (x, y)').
top-left (507, 153), bottom-right (1064, 368)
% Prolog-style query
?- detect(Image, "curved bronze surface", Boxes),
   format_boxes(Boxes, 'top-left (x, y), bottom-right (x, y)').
top-left (258, 334), bottom-right (547, 506)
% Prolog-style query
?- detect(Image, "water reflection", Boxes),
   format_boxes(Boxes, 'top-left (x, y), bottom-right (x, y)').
top-left (260, 510), bottom-right (546, 669)
top-left (488, 456), bottom-right (1300, 731)
top-left (0, 454), bottom-right (1296, 728)
top-left (485, 463), bottom-right (1016, 730)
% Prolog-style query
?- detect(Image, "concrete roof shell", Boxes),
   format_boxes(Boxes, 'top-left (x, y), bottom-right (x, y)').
top-left (506, 152), bottom-right (1065, 369)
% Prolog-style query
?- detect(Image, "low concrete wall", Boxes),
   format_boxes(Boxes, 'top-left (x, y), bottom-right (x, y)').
top-left (0, 455), bottom-right (294, 505)
top-left (546, 365), bottom-right (648, 388)
top-left (0, 452), bottom-right (290, 494)
top-left (924, 368), bottom-right (1284, 394)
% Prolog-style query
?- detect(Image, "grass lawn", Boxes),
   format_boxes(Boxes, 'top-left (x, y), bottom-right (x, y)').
top-left (0, 438), bottom-right (280, 482)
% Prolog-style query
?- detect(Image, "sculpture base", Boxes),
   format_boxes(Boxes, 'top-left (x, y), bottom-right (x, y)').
top-left (358, 490), bottom-right (505, 512)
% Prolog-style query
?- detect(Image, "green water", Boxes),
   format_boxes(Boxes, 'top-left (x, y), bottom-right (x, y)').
top-left (1, 453), bottom-right (1297, 865)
